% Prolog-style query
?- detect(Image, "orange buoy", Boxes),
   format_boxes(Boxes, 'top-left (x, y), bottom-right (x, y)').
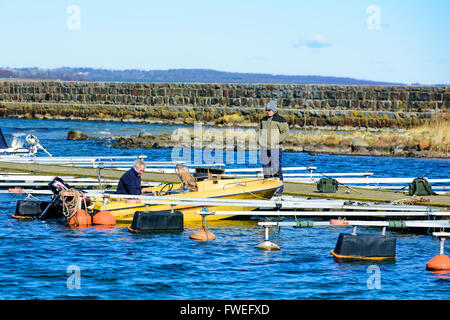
top-left (67, 209), bottom-right (92, 227)
top-left (190, 227), bottom-right (216, 241)
top-left (426, 254), bottom-right (450, 271)
top-left (92, 210), bottom-right (116, 225)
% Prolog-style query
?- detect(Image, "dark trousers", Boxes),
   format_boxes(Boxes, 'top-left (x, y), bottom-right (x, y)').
top-left (260, 148), bottom-right (284, 193)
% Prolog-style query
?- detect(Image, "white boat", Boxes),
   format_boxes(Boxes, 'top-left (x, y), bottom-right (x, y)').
top-left (0, 128), bottom-right (149, 168)
top-left (0, 129), bottom-right (34, 156)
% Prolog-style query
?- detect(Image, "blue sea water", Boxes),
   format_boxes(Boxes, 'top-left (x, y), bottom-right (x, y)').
top-left (0, 118), bottom-right (449, 300)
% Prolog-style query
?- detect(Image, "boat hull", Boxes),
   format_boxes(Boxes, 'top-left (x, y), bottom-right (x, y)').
top-left (89, 178), bottom-right (282, 223)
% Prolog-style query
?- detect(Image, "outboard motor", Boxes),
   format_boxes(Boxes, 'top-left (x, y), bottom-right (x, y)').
top-left (26, 134), bottom-right (53, 157)
top-left (48, 177), bottom-right (71, 195)
top-left (37, 177), bottom-right (71, 220)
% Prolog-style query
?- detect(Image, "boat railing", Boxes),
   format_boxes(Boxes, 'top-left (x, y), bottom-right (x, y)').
top-left (221, 166), bottom-right (318, 179)
top-left (220, 178), bottom-right (271, 190)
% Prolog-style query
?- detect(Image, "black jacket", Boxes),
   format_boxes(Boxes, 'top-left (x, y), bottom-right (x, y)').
top-left (116, 168), bottom-right (142, 195)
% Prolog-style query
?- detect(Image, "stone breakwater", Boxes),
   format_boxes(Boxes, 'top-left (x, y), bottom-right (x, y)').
top-left (0, 79), bottom-right (449, 128)
top-left (70, 127), bottom-right (449, 159)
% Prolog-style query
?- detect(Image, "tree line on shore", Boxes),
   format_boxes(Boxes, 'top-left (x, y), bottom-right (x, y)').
top-left (0, 67), bottom-right (402, 85)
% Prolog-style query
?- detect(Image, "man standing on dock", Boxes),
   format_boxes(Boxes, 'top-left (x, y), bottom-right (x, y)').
top-left (116, 159), bottom-right (151, 195)
top-left (258, 100), bottom-right (290, 196)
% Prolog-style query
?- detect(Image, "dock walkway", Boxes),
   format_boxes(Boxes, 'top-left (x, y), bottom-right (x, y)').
top-left (284, 182), bottom-right (450, 208)
top-left (0, 161), bottom-right (448, 208)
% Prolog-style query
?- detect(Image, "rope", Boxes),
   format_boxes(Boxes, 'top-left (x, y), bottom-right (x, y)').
top-left (426, 207), bottom-right (438, 235)
top-left (391, 196), bottom-right (431, 206)
top-left (60, 188), bottom-right (86, 221)
top-left (233, 182), bottom-right (271, 200)
top-left (246, 188), bottom-right (269, 200)
top-left (285, 155), bottom-right (365, 194)
top-left (20, 187), bottom-right (40, 200)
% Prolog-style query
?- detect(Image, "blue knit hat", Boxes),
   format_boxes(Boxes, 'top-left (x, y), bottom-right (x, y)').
top-left (266, 100), bottom-right (278, 113)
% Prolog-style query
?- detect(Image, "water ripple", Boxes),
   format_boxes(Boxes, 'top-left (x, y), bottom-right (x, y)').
top-left (0, 119), bottom-right (449, 299)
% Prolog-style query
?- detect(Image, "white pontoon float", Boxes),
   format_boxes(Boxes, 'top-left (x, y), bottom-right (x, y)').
top-left (82, 192), bottom-right (447, 215)
top-left (254, 220), bottom-right (450, 252)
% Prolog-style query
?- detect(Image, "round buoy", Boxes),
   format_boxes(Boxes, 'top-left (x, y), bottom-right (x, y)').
top-left (255, 240), bottom-right (280, 251)
top-left (190, 227), bottom-right (216, 241)
top-left (92, 210), bottom-right (116, 225)
top-left (426, 254), bottom-right (450, 271)
top-left (67, 209), bottom-right (92, 227)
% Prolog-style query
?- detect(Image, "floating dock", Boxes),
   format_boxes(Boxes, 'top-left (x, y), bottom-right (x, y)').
top-left (283, 182), bottom-right (450, 208)
top-left (0, 161), bottom-right (181, 183)
top-left (0, 160), bottom-right (449, 207)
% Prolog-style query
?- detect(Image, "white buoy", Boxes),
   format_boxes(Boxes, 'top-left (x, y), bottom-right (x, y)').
top-left (255, 225), bottom-right (280, 250)
top-left (255, 240), bottom-right (280, 251)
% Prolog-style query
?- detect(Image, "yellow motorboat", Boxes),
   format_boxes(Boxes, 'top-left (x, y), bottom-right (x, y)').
top-left (88, 167), bottom-right (282, 224)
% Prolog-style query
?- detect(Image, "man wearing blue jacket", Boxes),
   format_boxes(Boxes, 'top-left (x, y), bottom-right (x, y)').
top-left (116, 159), bottom-right (150, 195)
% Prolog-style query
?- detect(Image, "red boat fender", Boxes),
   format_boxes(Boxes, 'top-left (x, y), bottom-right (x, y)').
top-left (67, 209), bottom-right (92, 227)
top-left (92, 210), bottom-right (116, 225)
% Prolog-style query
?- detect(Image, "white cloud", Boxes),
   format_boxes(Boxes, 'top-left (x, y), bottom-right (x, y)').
top-left (293, 34), bottom-right (331, 48)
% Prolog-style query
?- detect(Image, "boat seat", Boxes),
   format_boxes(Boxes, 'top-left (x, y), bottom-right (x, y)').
top-left (175, 164), bottom-right (198, 192)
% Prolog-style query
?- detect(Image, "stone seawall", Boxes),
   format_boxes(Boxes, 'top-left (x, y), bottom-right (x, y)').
top-left (0, 79), bottom-right (448, 128)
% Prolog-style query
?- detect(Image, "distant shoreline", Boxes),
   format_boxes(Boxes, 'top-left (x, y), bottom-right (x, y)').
top-left (0, 67), bottom-right (406, 85)
top-left (68, 124), bottom-right (450, 159)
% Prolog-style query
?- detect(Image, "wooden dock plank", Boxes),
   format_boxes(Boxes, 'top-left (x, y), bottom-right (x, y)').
top-left (0, 161), bottom-right (180, 183)
top-left (283, 181), bottom-right (450, 208)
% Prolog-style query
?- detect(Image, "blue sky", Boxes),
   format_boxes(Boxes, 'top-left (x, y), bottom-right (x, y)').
top-left (0, 0), bottom-right (448, 84)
